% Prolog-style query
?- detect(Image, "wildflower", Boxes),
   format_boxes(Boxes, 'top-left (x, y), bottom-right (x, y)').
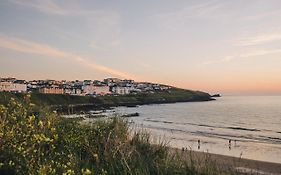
top-left (47, 121), bottom-right (51, 128)
top-left (51, 127), bottom-right (56, 133)
top-left (82, 168), bottom-right (92, 175)
top-left (29, 115), bottom-right (35, 121)
top-left (8, 160), bottom-right (15, 166)
top-left (54, 134), bottom-right (58, 140)
top-left (17, 146), bottom-right (24, 152)
top-left (38, 120), bottom-right (44, 128)
top-left (65, 169), bottom-right (75, 175)
top-left (44, 137), bottom-right (51, 142)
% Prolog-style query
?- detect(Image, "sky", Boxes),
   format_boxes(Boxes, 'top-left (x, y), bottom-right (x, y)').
top-left (1, 0), bottom-right (281, 95)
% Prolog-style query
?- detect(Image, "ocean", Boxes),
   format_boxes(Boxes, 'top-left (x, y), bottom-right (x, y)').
top-left (110, 96), bottom-right (281, 164)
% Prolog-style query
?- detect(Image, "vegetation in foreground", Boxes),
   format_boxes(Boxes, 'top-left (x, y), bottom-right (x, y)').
top-left (0, 96), bottom-right (231, 175)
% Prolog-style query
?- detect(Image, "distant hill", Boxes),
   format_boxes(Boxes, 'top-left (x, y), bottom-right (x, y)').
top-left (0, 88), bottom-right (214, 112)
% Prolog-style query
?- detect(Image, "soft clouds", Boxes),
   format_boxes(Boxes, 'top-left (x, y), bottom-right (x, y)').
top-left (202, 49), bottom-right (281, 65)
top-left (153, 0), bottom-right (225, 30)
top-left (236, 33), bottom-right (281, 46)
top-left (0, 35), bottom-right (134, 79)
top-left (204, 31), bottom-right (281, 65)
top-left (155, 0), bottom-right (223, 20)
top-left (0, 35), bottom-right (67, 57)
top-left (8, 0), bottom-right (68, 15)
top-left (239, 49), bottom-right (281, 58)
top-left (89, 39), bottom-right (121, 51)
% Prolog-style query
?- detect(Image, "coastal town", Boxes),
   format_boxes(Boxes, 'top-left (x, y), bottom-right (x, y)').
top-left (0, 77), bottom-right (171, 96)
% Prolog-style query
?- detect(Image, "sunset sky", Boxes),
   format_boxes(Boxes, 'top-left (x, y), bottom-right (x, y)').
top-left (1, 0), bottom-right (281, 95)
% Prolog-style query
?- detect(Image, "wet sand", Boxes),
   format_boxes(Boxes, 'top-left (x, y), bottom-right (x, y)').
top-left (171, 148), bottom-right (281, 175)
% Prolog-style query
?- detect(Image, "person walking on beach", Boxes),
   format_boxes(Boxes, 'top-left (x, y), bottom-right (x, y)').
top-left (198, 139), bottom-right (201, 150)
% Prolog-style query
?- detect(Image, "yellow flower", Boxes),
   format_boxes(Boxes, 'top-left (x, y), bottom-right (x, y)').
top-left (51, 128), bottom-right (56, 133)
top-left (28, 115), bottom-right (35, 123)
top-left (63, 169), bottom-right (75, 175)
top-left (8, 160), bottom-right (14, 166)
top-left (38, 120), bottom-right (43, 128)
top-left (82, 168), bottom-right (92, 175)
top-left (47, 121), bottom-right (51, 128)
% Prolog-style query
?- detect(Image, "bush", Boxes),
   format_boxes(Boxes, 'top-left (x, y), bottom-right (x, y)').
top-left (0, 96), bottom-right (227, 175)
top-left (0, 96), bottom-right (74, 174)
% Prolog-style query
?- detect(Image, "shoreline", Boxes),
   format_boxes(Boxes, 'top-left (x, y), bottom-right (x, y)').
top-left (53, 97), bottom-right (215, 114)
top-left (170, 148), bottom-right (281, 174)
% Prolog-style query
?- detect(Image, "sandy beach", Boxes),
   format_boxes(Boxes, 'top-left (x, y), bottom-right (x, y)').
top-left (171, 148), bottom-right (281, 175)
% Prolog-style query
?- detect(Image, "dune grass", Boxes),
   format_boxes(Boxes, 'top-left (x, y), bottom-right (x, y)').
top-left (0, 95), bottom-right (232, 175)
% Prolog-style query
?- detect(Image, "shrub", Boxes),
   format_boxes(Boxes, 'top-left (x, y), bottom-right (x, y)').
top-left (0, 96), bottom-right (80, 175)
top-left (0, 96), bottom-right (228, 175)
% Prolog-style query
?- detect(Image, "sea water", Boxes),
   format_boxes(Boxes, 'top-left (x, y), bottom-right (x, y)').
top-left (112, 96), bottom-right (281, 164)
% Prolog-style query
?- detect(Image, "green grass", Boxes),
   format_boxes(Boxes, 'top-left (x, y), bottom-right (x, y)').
top-left (0, 88), bottom-right (212, 108)
top-left (0, 92), bottom-right (93, 106)
top-left (0, 96), bottom-right (232, 175)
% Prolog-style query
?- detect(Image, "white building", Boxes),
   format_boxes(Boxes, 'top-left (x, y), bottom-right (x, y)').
top-left (0, 82), bottom-right (27, 92)
top-left (39, 87), bottom-right (63, 94)
top-left (112, 86), bottom-right (131, 95)
top-left (104, 78), bottom-right (121, 86)
top-left (64, 88), bottom-right (83, 96)
top-left (94, 86), bottom-right (110, 95)
top-left (83, 85), bottom-right (110, 96)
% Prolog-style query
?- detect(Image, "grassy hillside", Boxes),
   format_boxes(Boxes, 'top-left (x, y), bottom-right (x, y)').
top-left (98, 88), bottom-right (212, 106)
top-left (0, 88), bottom-right (213, 111)
top-left (0, 92), bottom-right (92, 106)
